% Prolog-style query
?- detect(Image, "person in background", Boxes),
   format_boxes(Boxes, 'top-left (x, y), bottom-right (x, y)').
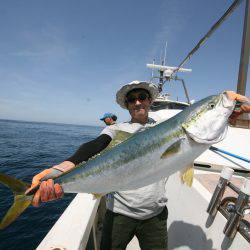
top-left (100, 112), bottom-right (117, 126)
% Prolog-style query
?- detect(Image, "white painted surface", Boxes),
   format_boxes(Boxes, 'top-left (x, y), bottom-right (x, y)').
top-left (241, 178), bottom-right (250, 195)
top-left (196, 126), bottom-right (250, 170)
top-left (149, 109), bottom-right (181, 122)
top-left (166, 172), bottom-right (249, 250)
top-left (221, 167), bottom-right (234, 180)
top-left (36, 193), bottom-right (100, 250)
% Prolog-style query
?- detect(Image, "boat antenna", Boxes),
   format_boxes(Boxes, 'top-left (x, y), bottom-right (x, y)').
top-left (157, 42), bottom-right (169, 92)
top-left (163, 41), bottom-right (168, 66)
top-left (151, 59), bottom-right (155, 78)
top-left (169, 0), bottom-right (244, 80)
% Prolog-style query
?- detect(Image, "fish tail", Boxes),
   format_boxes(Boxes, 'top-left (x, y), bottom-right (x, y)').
top-left (180, 165), bottom-right (194, 187)
top-left (0, 173), bottom-right (32, 229)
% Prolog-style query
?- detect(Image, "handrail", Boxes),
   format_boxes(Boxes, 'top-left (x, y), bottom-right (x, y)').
top-left (36, 194), bottom-right (100, 250)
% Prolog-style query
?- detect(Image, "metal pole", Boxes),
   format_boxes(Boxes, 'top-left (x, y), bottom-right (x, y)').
top-left (237, 0), bottom-right (250, 95)
top-left (158, 70), bottom-right (164, 93)
top-left (175, 77), bottom-right (191, 104)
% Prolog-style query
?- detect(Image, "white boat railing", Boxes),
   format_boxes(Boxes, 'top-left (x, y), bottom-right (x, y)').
top-left (36, 193), bottom-right (100, 250)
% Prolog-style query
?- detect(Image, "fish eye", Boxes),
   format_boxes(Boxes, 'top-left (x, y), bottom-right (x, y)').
top-left (208, 102), bottom-right (215, 109)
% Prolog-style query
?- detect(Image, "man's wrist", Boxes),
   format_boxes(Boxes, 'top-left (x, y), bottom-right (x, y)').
top-left (41, 168), bottom-right (63, 180)
top-left (52, 161), bottom-right (75, 173)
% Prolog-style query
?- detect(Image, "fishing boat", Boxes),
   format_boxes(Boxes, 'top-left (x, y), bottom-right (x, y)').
top-left (37, 1), bottom-right (250, 249)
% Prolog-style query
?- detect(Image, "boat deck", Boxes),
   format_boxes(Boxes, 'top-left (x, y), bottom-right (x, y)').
top-left (126, 171), bottom-right (250, 249)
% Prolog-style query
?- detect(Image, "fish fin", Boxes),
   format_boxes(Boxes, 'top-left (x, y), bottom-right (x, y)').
top-left (0, 173), bottom-right (32, 229)
top-left (100, 131), bottom-right (134, 155)
top-left (0, 194), bottom-right (32, 230)
top-left (92, 193), bottom-right (105, 199)
top-left (87, 131), bottom-right (134, 161)
top-left (0, 173), bottom-right (29, 193)
top-left (161, 139), bottom-right (182, 159)
top-left (180, 164), bottom-right (194, 187)
top-left (108, 131), bottom-right (134, 148)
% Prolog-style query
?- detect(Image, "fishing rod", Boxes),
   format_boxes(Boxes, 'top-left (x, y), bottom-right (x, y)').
top-left (209, 146), bottom-right (250, 164)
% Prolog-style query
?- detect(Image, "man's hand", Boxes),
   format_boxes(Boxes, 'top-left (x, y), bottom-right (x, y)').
top-left (25, 161), bottom-right (75, 207)
top-left (25, 168), bottom-right (64, 207)
top-left (226, 91), bottom-right (250, 125)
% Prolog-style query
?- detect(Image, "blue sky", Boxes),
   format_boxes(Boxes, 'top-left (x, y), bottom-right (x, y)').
top-left (0, 0), bottom-right (249, 126)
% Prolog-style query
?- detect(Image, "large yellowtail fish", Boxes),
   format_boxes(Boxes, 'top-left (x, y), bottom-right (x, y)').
top-left (0, 91), bottom-right (243, 229)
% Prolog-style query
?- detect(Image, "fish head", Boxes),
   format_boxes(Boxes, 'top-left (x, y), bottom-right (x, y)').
top-left (182, 91), bottom-right (236, 144)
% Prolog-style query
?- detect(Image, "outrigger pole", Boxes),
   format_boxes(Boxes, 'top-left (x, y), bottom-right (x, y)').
top-left (169, 0), bottom-right (244, 79)
top-left (148, 0), bottom-right (247, 104)
top-left (149, 0), bottom-right (245, 99)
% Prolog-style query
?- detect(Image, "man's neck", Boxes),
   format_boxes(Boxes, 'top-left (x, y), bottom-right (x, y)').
top-left (131, 116), bottom-right (148, 125)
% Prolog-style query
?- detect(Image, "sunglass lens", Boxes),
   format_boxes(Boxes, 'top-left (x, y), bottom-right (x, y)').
top-left (126, 93), bottom-right (149, 103)
top-left (138, 93), bottom-right (147, 101)
top-left (127, 96), bottom-right (136, 103)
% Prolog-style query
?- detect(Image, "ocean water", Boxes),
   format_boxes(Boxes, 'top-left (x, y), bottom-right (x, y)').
top-left (0, 119), bottom-right (102, 250)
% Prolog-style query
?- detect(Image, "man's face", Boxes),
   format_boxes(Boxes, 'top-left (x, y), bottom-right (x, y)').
top-left (126, 89), bottom-right (152, 121)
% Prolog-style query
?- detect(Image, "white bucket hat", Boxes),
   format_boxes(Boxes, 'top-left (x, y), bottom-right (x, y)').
top-left (116, 80), bottom-right (159, 109)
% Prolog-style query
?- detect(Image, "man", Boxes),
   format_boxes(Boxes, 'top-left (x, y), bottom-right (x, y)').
top-left (100, 112), bottom-right (117, 126)
top-left (99, 81), bottom-right (168, 249)
top-left (27, 80), bottom-right (168, 249)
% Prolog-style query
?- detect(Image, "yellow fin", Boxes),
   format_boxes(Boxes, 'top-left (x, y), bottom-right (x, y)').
top-left (161, 139), bottom-right (182, 159)
top-left (108, 131), bottom-right (133, 148)
top-left (180, 165), bottom-right (194, 187)
top-left (100, 131), bottom-right (133, 155)
top-left (0, 173), bottom-right (32, 229)
top-left (87, 131), bottom-right (134, 162)
top-left (0, 194), bottom-right (32, 229)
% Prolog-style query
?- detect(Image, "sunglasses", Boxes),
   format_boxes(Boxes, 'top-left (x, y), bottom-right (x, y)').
top-left (126, 92), bottom-right (150, 104)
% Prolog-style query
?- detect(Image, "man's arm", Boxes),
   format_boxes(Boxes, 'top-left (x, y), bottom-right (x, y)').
top-left (27, 134), bottom-right (112, 206)
top-left (64, 134), bottom-right (112, 165)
